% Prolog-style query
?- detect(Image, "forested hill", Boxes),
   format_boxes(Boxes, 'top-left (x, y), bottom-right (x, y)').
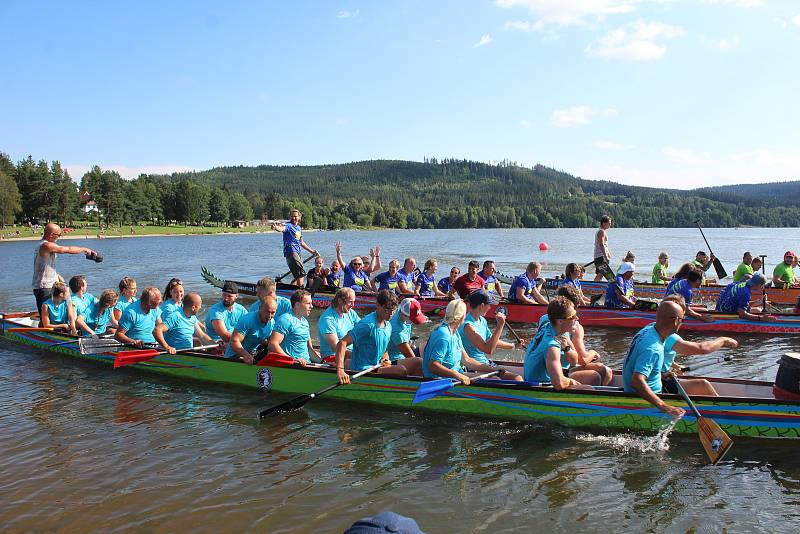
top-left (164, 159), bottom-right (800, 229)
top-left (693, 181), bottom-right (800, 206)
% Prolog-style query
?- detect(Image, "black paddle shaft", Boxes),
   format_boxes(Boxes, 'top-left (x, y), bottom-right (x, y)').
top-left (694, 220), bottom-right (728, 279)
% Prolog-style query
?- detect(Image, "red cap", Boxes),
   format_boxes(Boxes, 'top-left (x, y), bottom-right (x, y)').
top-left (399, 298), bottom-right (427, 325)
top-left (784, 251), bottom-right (797, 259)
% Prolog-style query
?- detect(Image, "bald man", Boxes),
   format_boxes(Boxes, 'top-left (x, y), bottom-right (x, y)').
top-left (33, 223), bottom-right (98, 312)
top-left (154, 292), bottom-right (215, 354)
top-left (622, 300), bottom-right (687, 418)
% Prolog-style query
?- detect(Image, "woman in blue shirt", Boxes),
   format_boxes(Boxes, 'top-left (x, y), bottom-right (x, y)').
top-left (41, 281), bottom-right (77, 335)
top-left (415, 258), bottom-right (447, 297)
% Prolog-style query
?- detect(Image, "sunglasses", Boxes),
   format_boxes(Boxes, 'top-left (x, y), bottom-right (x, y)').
top-left (561, 313), bottom-right (579, 321)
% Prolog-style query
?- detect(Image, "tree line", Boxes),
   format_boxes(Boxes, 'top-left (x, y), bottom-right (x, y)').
top-left (2, 151), bottom-right (799, 230)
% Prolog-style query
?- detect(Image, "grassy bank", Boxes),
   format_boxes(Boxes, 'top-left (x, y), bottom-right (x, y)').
top-left (0, 223), bottom-right (275, 241)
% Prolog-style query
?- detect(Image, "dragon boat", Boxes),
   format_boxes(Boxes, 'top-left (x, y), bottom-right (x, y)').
top-left (200, 267), bottom-right (800, 335)
top-left (2, 312), bottom-right (800, 440)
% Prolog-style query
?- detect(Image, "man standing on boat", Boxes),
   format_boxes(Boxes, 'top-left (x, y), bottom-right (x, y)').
top-left (115, 287), bottom-right (164, 348)
top-left (622, 300), bottom-right (686, 418)
top-left (271, 209), bottom-right (318, 287)
top-left (32, 222), bottom-right (99, 313)
top-left (593, 215), bottom-right (612, 282)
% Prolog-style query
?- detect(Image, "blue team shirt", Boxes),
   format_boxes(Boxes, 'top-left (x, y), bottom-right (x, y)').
top-left (375, 271), bottom-right (401, 292)
top-left (397, 268), bottom-right (415, 293)
top-left (343, 265), bottom-right (370, 292)
top-left (326, 270), bottom-right (343, 288)
top-left (317, 305), bottom-right (361, 357)
top-left (282, 222), bottom-right (303, 257)
top-left (44, 298), bottom-right (69, 324)
top-left (416, 272), bottom-right (436, 297)
top-left (205, 301), bottom-right (247, 341)
top-left (423, 323), bottom-right (465, 378)
top-left (274, 313), bottom-right (311, 361)
top-left (119, 301), bottom-right (162, 343)
top-left (622, 323), bottom-right (667, 393)
top-left (563, 278), bottom-right (581, 290)
top-left (79, 300), bottom-right (112, 335)
top-left (387, 310), bottom-right (413, 361)
top-left (249, 295), bottom-right (292, 318)
top-left (162, 309), bottom-right (198, 350)
top-left (605, 276), bottom-right (634, 309)
top-left (508, 274), bottom-right (536, 303)
top-left (458, 313), bottom-right (492, 365)
top-left (716, 281), bottom-right (752, 313)
top-left (438, 277), bottom-right (453, 294)
top-left (523, 321), bottom-right (564, 384)
top-left (114, 297), bottom-right (137, 315)
top-left (224, 311), bottom-right (275, 358)
top-left (349, 311), bottom-right (392, 371)
top-left (159, 298), bottom-right (181, 319)
top-left (482, 273), bottom-right (500, 294)
top-left (70, 293), bottom-right (96, 317)
top-left (664, 278), bottom-right (693, 305)
top-left (661, 333), bottom-right (682, 372)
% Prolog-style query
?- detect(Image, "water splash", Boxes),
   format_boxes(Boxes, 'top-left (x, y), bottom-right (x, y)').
top-left (574, 416), bottom-right (683, 454)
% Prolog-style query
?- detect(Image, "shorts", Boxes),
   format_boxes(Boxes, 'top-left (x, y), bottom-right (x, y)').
top-left (33, 287), bottom-right (53, 313)
top-left (286, 252), bottom-right (306, 279)
top-left (594, 257), bottom-right (610, 275)
top-left (662, 375), bottom-right (678, 394)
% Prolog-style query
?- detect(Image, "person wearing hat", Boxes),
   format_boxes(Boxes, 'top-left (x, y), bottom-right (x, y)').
top-left (458, 290), bottom-right (523, 381)
top-left (384, 298), bottom-right (426, 376)
top-left (115, 287), bottom-right (164, 348)
top-left (715, 273), bottom-right (773, 321)
top-left (344, 511), bottom-right (425, 534)
top-left (336, 290), bottom-right (406, 384)
top-left (205, 281), bottom-right (248, 343)
top-left (772, 251), bottom-right (798, 288)
top-left (604, 262), bottom-right (637, 309)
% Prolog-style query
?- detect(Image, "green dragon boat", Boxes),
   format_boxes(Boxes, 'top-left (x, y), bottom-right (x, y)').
top-left (3, 312), bottom-right (800, 440)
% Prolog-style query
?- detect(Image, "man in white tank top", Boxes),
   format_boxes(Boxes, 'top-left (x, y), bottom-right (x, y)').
top-left (33, 223), bottom-right (98, 312)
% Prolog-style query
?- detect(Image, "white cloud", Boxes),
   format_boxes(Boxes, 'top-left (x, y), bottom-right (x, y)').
top-left (585, 19), bottom-right (685, 61)
top-left (592, 140), bottom-right (633, 151)
top-left (496, 0), bottom-right (638, 27)
top-left (336, 9), bottom-right (360, 19)
top-left (662, 146), bottom-right (710, 165)
top-left (473, 34), bottom-right (493, 47)
top-left (504, 20), bottom-right (544, 32)
top-left (520, 119), bottom-right (531, 128)
top-left (551, 106), bottom-right (617, 128)
top-left (65, 164), bottom-right (195, 180)
top-left (710, 34), bottom-right (740, 49)
top-left (702, 0), bottom-right (763, 7)
top-left (793, 15), bottom-right (800, 29)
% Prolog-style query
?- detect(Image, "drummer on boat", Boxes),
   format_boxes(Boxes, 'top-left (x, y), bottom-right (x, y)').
top-left (226, 295), bottom-right (278, 364)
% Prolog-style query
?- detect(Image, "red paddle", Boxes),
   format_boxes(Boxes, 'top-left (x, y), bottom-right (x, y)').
top-left (256, 352), bottom-right (299, 367)
top-left (113, 344), bottom-right (219, 368)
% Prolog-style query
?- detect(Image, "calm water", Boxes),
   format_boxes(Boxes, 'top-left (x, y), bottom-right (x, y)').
top-left (2, 228), bottom-right (800, 532)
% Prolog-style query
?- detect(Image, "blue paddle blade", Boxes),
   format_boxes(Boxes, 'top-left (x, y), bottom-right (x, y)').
top-left (412, 378), bottom-right (458, 405)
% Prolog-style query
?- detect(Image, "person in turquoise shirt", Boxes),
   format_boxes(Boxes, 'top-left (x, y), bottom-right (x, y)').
top-left (335, 290), bottom-right (405, 383)
top-left (41, 281), bottom-right (77, 335)
top-left (159, 278), bottom-right (184, 320)
top-left (458, 290), bottom-right (522, 381)
top-left (113, 276), bottom-right (138, 322)
top-left (318, 288), bottom-right (361, 359)
top-left (154, 292), bottom-right (215, 352)
top-left (249, 276), bottom-right (291, 318)
top-left (205, 281), bottom-right (248, 342)
top-left (621, 300), bottom-right (686, 418)
top-left (77, 289), bottom-right (119, 336)
top-left (422, 298), bottom-right (503, 384)
top-left (226, 296), bottom-right (278, 363)
top-left (115, 287), bottom-right (164, 347)
top-left (68, 275), bottom-right (96, 317)
top-left (384, 298), bottom-right (427, 375)
top-left (268, 289), bottom-right (319, 364)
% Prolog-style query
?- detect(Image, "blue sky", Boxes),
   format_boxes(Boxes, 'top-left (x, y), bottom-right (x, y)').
top-left (2, 0), bottom-right (799, 189)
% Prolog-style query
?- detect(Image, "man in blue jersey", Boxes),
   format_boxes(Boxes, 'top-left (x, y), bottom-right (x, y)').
top-left (250, 276), bottom-right (292, 319)
top-left (508, 261), bottom-right (548, 305)
top-left (622, 300), bottom-right (686, 418)
top-left (605, 262), bottom-right (636, 309)
top-left (154, 292), bottom-right (216, 353)
top-left (715, 273), bottom-right (772, 321)
top-left (271, 209), bottom-right (319, 287)
top-left (479, 260), bottom-right (504, 298)
top-left (227, 296), bottom-right (278, 363)
top-left (663, 269), bottom-right (713, 321)
top-left (267, 289), bottom-right (320, 364)
top-left (375, 260), bottom-right (402, 293)
top-left (205, 281), bottom-right (248, 343)
top-left (396, 257), bottom-right (417, 295)
top-left (115, 287), bottom-right (164, 347)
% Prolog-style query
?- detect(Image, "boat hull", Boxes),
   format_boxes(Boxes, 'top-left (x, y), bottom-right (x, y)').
top-left (3, 314), bottom-right (800, 439)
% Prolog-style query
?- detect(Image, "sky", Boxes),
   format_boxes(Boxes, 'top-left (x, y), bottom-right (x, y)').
top-left (1, 0), bottom-right (799, 189)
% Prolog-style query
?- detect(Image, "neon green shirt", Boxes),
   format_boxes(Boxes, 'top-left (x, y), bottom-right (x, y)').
top-left (651, 263), bottom-right (668, 284)
top-left (733, 263), bottom-right (753, 282)
top-left (773, 262), bottom-right (796, 286)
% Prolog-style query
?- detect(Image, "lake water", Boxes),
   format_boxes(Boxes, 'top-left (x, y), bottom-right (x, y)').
top-left (1, 228), bottom-right (800, 532)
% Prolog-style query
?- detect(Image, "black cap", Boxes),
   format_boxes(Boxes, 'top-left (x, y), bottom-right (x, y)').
top-left (222, 281), bottom-right (239, 294)
top-left (344, 512), bottom-right (425, 534)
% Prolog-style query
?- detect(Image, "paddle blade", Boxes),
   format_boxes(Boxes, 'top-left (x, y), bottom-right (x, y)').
top-left (412, 378), bottom-right (457, 405)
top-left (697, 416), bottom-right (733, 465)
top-left (113, 349), bottom-right (160, 368)
top-left (257, 352), bottom-right (297, 367)
top-left (712, 258), bottom-right (728, 280)
top-left (258, 394), bottom-right (312, 417)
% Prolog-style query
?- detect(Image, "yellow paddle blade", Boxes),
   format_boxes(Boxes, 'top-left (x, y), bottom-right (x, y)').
top-left (697, 416), bottom-right (733, 465)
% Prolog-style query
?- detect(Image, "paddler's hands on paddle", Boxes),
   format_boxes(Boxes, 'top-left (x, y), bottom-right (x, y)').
top-left (456, 373), bottom-right (471, 386)
top-left (337, 367), bottom-right (350, 384)
top-left (164, 345), bottom-right (177, 355)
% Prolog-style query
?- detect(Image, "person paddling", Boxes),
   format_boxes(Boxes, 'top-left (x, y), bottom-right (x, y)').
top-left (605, 262), bottom-right (636, 309)
top-left (159, 278), bottom-right (184, 320)
top-left (385, 298), bottom-right (426, 376)
top-left (508, 261), bottom-right (548, 305)
top-left (77, 289), bottom-right (119, 337)
top-left (154, 292), bottom-right (215, 354)
top-left (715, 273), bottom-right (773, 321)
top-left (226, 296), bottom-right (278, 364)
top-left (205, 281), bottom-right (248, 343)
top-left (318, 288), bottom-right (361, 362)
top-left (249, 276), bottom-right (292, 319)
top-left (115, 287), bottom-right (164, 348)
top-left (268, 289), bottom-right (320, 365)
top-left (271, 209), bottom-right (319, 287)
top-left (663, 269), bottom-right (713, 322)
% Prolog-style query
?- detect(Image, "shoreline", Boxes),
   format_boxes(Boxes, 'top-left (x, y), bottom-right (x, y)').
top-left (0, 227), bottom-right (324, 243)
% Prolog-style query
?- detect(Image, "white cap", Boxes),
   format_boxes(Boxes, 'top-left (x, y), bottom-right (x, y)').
top-left (618, 262), bottom-right (635, 275)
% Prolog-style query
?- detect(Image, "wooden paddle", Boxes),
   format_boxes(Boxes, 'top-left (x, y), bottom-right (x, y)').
top-left (8, 327), bottom-right (56, 332)
top-left (258, 363), bottom-right (383, 417)
top-left (0, 311), bottom-right (40, 320)
top-left (672, 377), bottom-right (733, 464)
top-left (694, 220), bottom-right (728, 279)
top-left (113, 344), bottom-right (219, 368)
top-left (275, 253), bottom-right (317, 283)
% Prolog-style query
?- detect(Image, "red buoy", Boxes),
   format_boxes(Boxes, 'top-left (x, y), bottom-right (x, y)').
top-left (539, 242), bottom-right (549, 251)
